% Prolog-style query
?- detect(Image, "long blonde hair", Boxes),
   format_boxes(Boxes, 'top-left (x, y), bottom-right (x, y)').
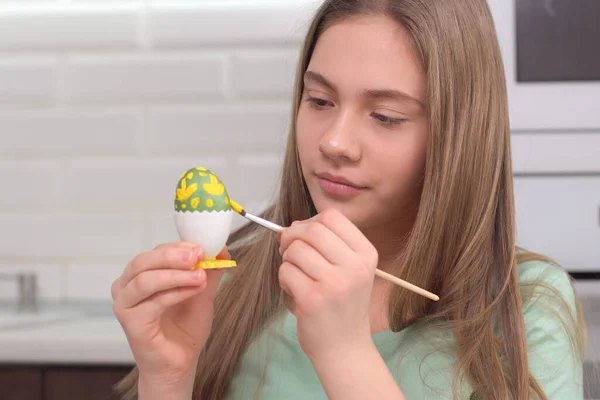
top-left (117, 1), bottom-right (586, 399)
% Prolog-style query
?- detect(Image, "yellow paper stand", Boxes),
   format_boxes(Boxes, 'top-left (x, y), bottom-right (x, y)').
top-left (193, 257), bottom-right (237, 270)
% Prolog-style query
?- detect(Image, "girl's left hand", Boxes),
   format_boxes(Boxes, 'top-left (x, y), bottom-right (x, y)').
top-left (277, 208), bottom-right (379, 364)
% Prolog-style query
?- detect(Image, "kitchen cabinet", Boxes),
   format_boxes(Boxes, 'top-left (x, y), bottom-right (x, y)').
top-left (514, 176), bottom-right (600, 272)
top-left (0, 367), bottom-right (42, 400)
top-left (0, 364), bottom-right (133, 400)
top-left (44, 366), bottom-right (133, 400)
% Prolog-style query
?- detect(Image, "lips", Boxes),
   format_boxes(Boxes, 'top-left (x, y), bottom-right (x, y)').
top-left (316, 172), bottom-right (366, 189)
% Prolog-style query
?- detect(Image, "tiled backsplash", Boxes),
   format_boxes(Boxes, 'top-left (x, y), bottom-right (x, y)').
top-left (0, 1), bottom-right (317, 301)
top-left (0, 1), bottom-right (598, 302)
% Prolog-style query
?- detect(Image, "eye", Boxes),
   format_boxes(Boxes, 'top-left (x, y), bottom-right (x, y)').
top-left (305, 96), bottom-right (333, 109)
top-left (371, 112), bottom-right (406, 126)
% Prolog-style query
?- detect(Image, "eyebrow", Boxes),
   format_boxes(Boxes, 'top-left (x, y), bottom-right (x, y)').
top-left (304, 70), bottom-right (424, 108)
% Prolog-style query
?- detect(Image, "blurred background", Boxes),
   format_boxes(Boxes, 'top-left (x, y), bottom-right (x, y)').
top-left (0, 0), bottom-right (597, 399)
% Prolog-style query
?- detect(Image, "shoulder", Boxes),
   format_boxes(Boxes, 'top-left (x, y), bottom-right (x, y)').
top-left (516, 258), bottom-right (585, 397)
top-left (517, 258), bottom-right (574, 294)
top-left (516, 257), bottom-right (580, 341)
top-left (517, 257), bottom-right (572, 287)
top-left (517, 258), bottom-right (578, 317)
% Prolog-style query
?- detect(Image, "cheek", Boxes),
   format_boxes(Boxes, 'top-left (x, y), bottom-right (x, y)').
top-left (376, 132), bottom-right (427, 198)
top-left (295, 109), bottom-right (320, 163)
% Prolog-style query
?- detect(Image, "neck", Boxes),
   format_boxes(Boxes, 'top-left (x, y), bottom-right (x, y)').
top-left (361, 215), bottom-right (415, 335)
top-left (361, 214), bottom-right (413, 270)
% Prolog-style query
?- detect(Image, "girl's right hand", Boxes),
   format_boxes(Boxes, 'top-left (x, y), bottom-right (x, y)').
top-left (111, 242), bottom-right (228, 396)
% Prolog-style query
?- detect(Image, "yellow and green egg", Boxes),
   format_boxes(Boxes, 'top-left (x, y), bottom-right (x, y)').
top-left (174, 167), bottom-right (232, 213)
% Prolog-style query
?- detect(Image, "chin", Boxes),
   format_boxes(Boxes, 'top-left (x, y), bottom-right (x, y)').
top-left (311, 196), bottom-right (370, 228)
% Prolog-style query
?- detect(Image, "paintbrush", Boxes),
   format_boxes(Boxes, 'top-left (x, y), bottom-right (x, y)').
top-left (229, 200), bottom-right (440, 302)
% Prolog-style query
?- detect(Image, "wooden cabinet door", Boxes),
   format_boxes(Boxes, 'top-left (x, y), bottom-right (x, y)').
top-left (44, 366), bottom-right (133, 400)
top-left (0, 366), bottom-right (42, 400)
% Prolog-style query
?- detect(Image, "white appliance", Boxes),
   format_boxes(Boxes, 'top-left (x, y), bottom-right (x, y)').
top-left (489, 0), bottom-right (600, 131)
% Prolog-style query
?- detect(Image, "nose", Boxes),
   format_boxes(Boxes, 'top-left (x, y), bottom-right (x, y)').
top-left (318, 112), bottom-right (361, 162)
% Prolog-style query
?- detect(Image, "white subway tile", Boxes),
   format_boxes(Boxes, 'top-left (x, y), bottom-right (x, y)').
top-left (64, 158), bottom-right (229, 210)
top-left (0, 213), bottom-right (145, 258)
top-left (0, 161), bottom-right (60, 208)
top-left (229, 155), bottom-right (282, 207)
top-left (0, 264), bottom-right (62, 301)
top-left (70, 1), bottom-right (141, 3)
top-left (148, 2), bottom-right (319, 47)
top-left (0, 6), bottom-right (139, 50)
top-left (0, 58), bottom-right (56, 104)
top-left (65, 263), bottom-right (125, 301)
top-left (0, 109), bottom-right (140, 156)
top-left (146, 104), bottom-right (290, 154)
top-left (230, 49), bottom-right (299, 99)
top-left (150, 212), bottom-right (179, 248)
top-left (66, 54), bottom-right (226, 102)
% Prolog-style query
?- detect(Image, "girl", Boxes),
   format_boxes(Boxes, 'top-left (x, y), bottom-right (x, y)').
top-left (111, 0), bottom-right (586, 399)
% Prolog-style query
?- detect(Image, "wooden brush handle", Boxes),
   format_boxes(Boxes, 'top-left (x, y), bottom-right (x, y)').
top-left (374, 269), bottom-right (439, 301)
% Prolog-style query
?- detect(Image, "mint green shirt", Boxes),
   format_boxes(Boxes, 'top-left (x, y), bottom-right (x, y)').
top-left (223, 260), bottom-right (583, 399)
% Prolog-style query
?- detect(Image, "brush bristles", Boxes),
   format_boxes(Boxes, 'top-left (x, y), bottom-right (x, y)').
top-left (229, 199), bottom-right (245, 216)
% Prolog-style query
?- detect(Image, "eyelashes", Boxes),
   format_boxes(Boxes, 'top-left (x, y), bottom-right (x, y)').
top-left (305, 96), bottom-right (332, 108)
top-left (304, 96), bottom-right (407, 126)
top-left (370, 112), bottom-right (406, 126)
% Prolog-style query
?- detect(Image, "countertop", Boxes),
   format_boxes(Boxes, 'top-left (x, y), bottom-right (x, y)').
top-left (0, 283), bottom-right (598, 366)
top-left (0, 302), bottom-right (134, 365)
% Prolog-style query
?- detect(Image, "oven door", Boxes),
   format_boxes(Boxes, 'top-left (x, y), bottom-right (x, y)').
top-left (489, 0), bottom-right (600, 131)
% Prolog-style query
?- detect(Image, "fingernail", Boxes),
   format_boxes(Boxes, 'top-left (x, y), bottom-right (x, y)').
top-left (182, 250), bottom-right (192, 262)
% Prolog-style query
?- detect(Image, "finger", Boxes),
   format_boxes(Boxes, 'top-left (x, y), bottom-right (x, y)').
top-left (201, 269), bottom-right (226, 303)
top-left (281, 239), bottom-right (330, 281)
top-left (278, 261), bottom-right (313, 311)
top-left (121, 246), bottom-right (204, 287)
top-left (279, 220), bottom-right (355, 268)
top-left (312, 209), bottom-right (378, 265)
top-left (120, 269), bottom-right (207, 309)
top-left (215, 246), bottom-right (230, 260)
top-left (180, 248), bottom-right (228, 310)
top-left (111, 277), bottom-right (121, 301)
top-left (133, 286), bottom-right (208, 323)
top-left (153, 241), bottom-right (199, 250)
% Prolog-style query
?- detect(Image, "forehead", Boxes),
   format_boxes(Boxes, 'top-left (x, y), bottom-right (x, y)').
top-left (307, 15), bottom-right (425, 102)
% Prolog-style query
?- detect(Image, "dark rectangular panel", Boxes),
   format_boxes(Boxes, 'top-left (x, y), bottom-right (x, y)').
top-left (516, 0), bottom-right (600, 82)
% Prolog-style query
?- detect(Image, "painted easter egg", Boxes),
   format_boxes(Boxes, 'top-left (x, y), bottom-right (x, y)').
top-left (173, 167), bottom-right (236, 269)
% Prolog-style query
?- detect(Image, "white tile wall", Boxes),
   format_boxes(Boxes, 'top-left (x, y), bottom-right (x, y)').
top-left (0, 6), bottom-right (139, 50)
top-left (66, 53), bottom-right (227, 102)
top-left (0, 108), bottom-right (141, 156)
top-left (146, 104), bottom-right (290, 154)
top-left (0, 57), bottom-right (56, 104)
top-left (0, 1), bottom-right (315, 302)
top-left (0, 0), bottom-right (597, 303)
top-left (0, 160), bottom-right (61, 207)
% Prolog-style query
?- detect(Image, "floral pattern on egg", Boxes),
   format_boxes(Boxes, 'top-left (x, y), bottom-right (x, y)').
top-left (174, 167), bottom-right (232, 213)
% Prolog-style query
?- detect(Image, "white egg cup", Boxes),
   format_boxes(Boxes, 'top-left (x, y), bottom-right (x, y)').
top-left (174, 210), bottom-right (237, 269)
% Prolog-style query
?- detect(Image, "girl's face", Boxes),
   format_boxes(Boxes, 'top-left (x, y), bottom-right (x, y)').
top-left (296, 15), bottom-right (428, 232)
